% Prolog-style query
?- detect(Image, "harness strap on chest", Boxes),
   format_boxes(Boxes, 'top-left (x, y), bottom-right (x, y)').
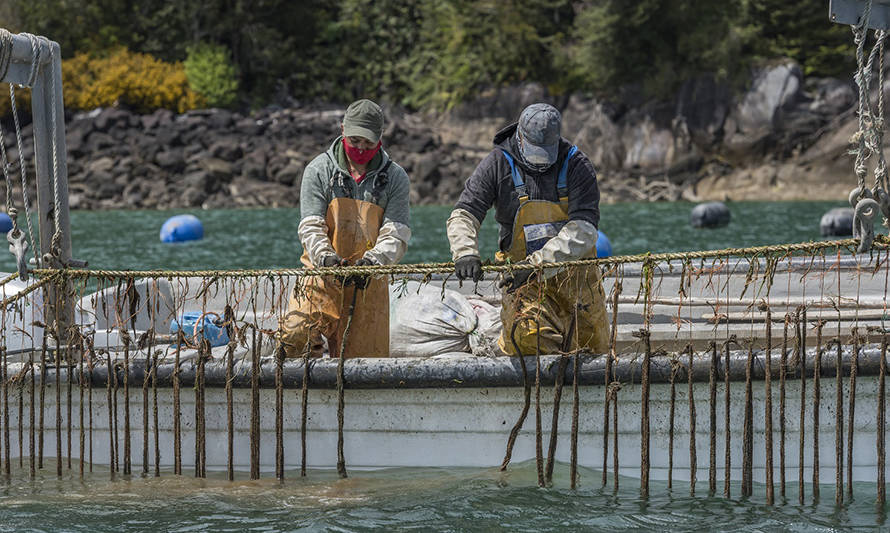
top-left (501, 145), bottom-right (578, 197)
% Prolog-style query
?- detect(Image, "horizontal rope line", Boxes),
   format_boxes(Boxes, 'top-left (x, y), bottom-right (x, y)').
top-left (23, 237), bottom-right (884, 280)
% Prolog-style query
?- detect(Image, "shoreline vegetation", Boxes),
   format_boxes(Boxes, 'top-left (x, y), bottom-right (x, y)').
top-left (0, 1), bottom-right (869, 209)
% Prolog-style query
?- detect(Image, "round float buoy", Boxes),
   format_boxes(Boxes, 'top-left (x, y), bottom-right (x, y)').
top-left (690, 201), bottom-right (731, 228)
top-left (160, 214), bottom-right (204, 243)
top-left (596, 230), bottom-right (613, 258)
top-left (819, 207), bottom-right (854, 237)
top-left (0, 213), bottom-right (12, 234)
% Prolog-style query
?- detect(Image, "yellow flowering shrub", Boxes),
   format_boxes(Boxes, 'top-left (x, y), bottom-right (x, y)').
top-left (62, 48), bottom-right (205, 113)
top-left (0, 48), bottom-right (204, 117)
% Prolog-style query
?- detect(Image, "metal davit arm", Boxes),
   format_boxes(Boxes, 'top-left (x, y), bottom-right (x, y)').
top-left (831, 0), bottom-right (890, 30)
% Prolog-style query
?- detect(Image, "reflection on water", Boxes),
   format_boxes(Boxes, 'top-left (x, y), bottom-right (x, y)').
top-left (0, 460), bottom-right (886, 532)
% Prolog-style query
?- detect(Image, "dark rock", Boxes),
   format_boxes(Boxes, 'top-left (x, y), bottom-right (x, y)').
top-left (820, 207), bottom-right (854, 236)
top-left (199, 158), bottom-right (234, 182)
top-left (273, 162), bottom-right (302, 185)
top-left (208, 139), bottom-right (243, 161)
top-left (183, 170), bottom-right (218, 194)
top-left (241, 151), bottom-right (267, 181)
top-left (690, 201), bottom-right (731, 228)
top-left (155, 150), bottom-right (186, 172)
top-left (93, 108), bottom-right (132, 132)
top-left (141, 108), bottom-right (174, 130)
top-left (675, 76), bottom-right (732, 148)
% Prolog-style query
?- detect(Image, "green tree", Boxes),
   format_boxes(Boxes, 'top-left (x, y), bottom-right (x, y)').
top-left (747, 0), bottom-right (853, 77)
top-left (184, 42), bottom-right (239, 108)
top-left (405, 0), bottom-right (574, 109)
top-left (570, 0), bottom-right (746, 97)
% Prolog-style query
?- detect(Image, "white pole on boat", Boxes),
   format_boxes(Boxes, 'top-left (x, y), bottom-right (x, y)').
top-left (2, 31), bottom-right (74, 342)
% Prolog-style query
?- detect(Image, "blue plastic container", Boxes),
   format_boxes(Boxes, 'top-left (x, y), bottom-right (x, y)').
top-left (169, 311), bottom-right (229, 347)
top-left (160, 214), bottom-right (204, 243)
top-left (0, 213), bottom-right (12, 234)
top-left (596, 230), bottom-right (613, 258)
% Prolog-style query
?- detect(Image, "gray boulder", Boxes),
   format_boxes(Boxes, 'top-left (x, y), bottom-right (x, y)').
top-left (690, 201), bottom-right (731, 228)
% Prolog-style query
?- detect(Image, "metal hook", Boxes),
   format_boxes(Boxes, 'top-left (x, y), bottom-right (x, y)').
top-left (854, 197), bottom-right (881, 254)
top-left (7, 229), bottom-right (28, 281)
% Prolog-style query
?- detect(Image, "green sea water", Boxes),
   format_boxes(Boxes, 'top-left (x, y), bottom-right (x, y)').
top-left (0, 200), bottom-right (881, 532)
top-left (0, 200), bottom-right (849, 273)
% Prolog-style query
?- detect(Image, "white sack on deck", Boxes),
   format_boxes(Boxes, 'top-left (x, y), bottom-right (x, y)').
top-left (390, 281), bottom-right (480, 357)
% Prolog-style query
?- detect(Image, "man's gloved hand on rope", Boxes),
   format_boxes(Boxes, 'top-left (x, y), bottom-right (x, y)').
top-left (454, 255), bottom-right (483, 282)
top-left (344, 257), bottom-right (374, 290)
top-left (321, 254), bottom-right (348, 268)
top-left (498, 261), bottom-right (536, 293)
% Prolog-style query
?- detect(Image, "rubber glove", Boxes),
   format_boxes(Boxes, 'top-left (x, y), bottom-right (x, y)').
top-left (498, 262), bottom-right (536, 293)
top-left (455, 255), bottom-right (483, 282)
top-left (345, 257), bottom-right (374, 289)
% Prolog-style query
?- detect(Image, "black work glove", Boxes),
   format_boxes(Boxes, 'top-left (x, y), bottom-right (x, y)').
top-left (454, 255), bottom-right (483, 282)
top-left (321, 254), bottom-right (347, 268)
top-left (345, 257), bottom-right (374, 289)
top-left (498, 262), bottom-right (536, 293)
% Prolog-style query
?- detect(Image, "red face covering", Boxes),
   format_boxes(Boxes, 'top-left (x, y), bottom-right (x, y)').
top-left (343, 138), bottom-right (381, 166)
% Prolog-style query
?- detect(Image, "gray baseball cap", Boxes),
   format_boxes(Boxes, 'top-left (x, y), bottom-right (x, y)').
top-left (343, 99), bottom-right (384, 143)
top-left (518, 103), bottom-right (561, 166)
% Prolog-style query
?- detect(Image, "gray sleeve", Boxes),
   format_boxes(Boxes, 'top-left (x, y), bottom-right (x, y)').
top-left (454, 151), bottom-right (500, 224)
top-left (384, 166), bottom-right (411, 227)
top-left (299, 155), bottom-right (332, 221)
top-left (566, 152), bottom-right (600, 228)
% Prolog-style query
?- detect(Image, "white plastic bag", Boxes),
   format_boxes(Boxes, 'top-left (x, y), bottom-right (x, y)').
top-left (466, 296), bottom-right (503, 356)
top-left (390, 281), bottom-right (478, 357)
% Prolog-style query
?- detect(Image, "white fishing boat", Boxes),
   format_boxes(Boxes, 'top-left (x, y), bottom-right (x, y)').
top-left (0, 6), bottom-right (889, 506)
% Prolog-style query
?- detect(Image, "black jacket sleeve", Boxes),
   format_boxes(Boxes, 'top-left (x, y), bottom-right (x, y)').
top-left (454, 150), bottom-right (501, 224)
top-left (566, 152), bottom-right (600, 228)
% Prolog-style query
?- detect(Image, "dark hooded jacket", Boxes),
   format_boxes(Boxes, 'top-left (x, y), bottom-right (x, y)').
top-left (453, 123), bottom-right (601, 253)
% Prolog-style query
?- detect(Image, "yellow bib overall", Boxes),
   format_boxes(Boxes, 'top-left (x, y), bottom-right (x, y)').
top-left (495, 147), bottom-right (610, 356)
top-left (280, 196), bottom-right (390, 358)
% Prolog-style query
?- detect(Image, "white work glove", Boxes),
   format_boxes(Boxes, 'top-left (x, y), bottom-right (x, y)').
top-left (363, 220), bottom-right (411, 265)
top-left (527, 219), bottom-right (598, 279)
top-left (298, 215), bottom-right (337, 267)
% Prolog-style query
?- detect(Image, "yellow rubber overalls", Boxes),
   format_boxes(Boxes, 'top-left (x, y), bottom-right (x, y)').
top-left (495, 146), bottom-right (610, 356)
top-left (280, 186), bottom-right (390, 358)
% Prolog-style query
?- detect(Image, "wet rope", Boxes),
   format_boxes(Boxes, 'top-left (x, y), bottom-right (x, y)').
top-left (609, 380), bottom-right (620, 490)
top-left (250, 326), bottom-right (260, 480)
top-left (708, 340), bottom-right (717, 495)
top-left (813, 320), bottom-right (825, 502)
top-left (669, 354), bottom-right (679, 491)
top-left (797, 307), bottom-right (806, 505)
top-left (336, 288), bottom-right (359, 479)
top-left (765, 310), bottom-right (775, 505)
top-left (31, 236), bottom-right (888, 281)
top-left (28, 341), bottom-right (34, 478)
top-left (570, 351), bottom-right (580, 490)
top-left (87, 336), bottom-right (93, 473)
top-left (742, 340), bottom-right (754, 497)
top-left (38, 333), bottom-right (46, 469)
top-left (1, 343), bottom-right (7, 478)
top-left (687, 344), bottom-right (697, 496)
top-left (545, 354), bottom-right (569, 485)
top-left (79, 337), bottom-right (85, 479)
top-left (603, 280), bottom-right (621, 485)
top-left (781, 314), bottom-right (790, 499)
top-left (66, 337), bottom-right (72, 471)
top-left (637, 328), bottom-right (651, 499)
top-left (535, 321), bottom-right (544, 488)
top-left (173, 332), bottom-right (182, 475)
top-left (225, 305), bottom-right (235, 482)
top-left (54, 332), bottom-right (62, 478)
top-left (848, 328), bottom-right (859, 499)
top-left (195, 339), bottom-right (207, 478)
top-left (112, 349), bottom-right (120, 475)
top-left (300, 339), bottom-right (310, 478)
top-left (121, 330), bottom-right (131, 476)
top-left (275, 342), bottom-right (285, 481)
top-left (501, 320), bottom-right (533, 471)
top-left (723, 336), bottom-right (734, 498)
top-left (879, 335), bottom-right (887, 505)
top-left (105, 350), bottom-right (114, 479)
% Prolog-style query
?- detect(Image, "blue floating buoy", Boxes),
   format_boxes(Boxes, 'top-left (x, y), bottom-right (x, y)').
top-left (160, 214), bottom-right (204, 243)
top-left (690, 201), bottom-right (731, 228)
top-left (596, 230), bottom-right (612, 258)
top-left (0, 213), bottom-right (11, 234)
top-left (169, 311), bottom-right (229, 347)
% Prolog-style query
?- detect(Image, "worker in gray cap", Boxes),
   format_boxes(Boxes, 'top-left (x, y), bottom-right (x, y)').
top-left (446, 103), bottom-right (609, 355)
top-left (280, 98), bottom-right (411, 358)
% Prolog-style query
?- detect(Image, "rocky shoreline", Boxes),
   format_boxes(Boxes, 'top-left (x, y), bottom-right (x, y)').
top-left (0, 59), bottom-right (868, 210)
